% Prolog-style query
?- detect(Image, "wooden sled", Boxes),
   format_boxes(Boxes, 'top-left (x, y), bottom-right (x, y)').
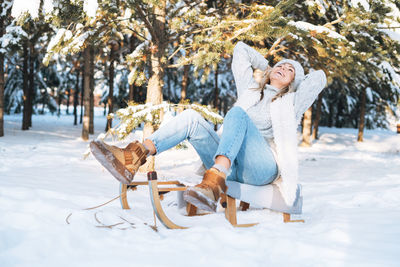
top-left (219, 194), bottom-right (305, 225)
top-left (120, 172), bottom-right (188, 229)
top-left (119, 171), bottom-right (303, 229)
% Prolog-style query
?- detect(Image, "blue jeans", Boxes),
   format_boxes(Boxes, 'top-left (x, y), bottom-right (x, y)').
top-left (147, 107), bottom-right (278, 185)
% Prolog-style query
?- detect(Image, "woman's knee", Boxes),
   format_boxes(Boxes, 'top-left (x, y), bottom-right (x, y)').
top-left (179, 109), bottom-right (204, 125)
top-left (181, 108), bottom-right (201, 119)
top-left (225, 106), bottom-right (247, 120)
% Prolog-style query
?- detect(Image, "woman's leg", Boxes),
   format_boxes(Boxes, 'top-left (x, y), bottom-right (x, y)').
top-left (146, 109), bottom-right (220, 169)
top-left (184, 106), bottom-right (277, 212)
top-left (90, 109), bottom-right (220, 184)
top-left (215, 106), bottom-right (278, 185)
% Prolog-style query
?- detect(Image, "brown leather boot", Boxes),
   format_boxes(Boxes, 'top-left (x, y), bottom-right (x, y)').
top-left (183, 168), bottom-right (227, 212)
top-left (90, 140), bottom-right (148, 184)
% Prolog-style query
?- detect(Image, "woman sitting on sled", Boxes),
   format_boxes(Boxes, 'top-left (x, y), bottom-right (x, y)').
top-left (90, 41), bottom-right (327, 212)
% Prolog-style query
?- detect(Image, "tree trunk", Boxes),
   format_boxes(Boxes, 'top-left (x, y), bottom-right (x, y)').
top-left (312, 92), bottom-right (323, 140)
top-left (181, 64), bottom-right (189, 101)
top-left (89, 46), bottom-right (94, 134)
top-left (27, 42), bottom-right (34, 127)
top-left (57, 91), bottom-right (62, 116)
top-left (214, 65), bottom-right (219, 110)
top-left (105, 42), bottom-right (117, 131)
top-left (167, 71), bottom-right (172, 100)
top-left (140, 0), bottom-right (167, 172)
top-left (129, 84), bottom-right (134, 102)
top-left (223, 98), bottom-right (228, 115)
top-left (0, 15), bottom-right (4, 137)
top-left (80, 64), bottom-right (84, 124)
top-left (327, 102), bottom-right (333, 127)
top-left (129, 35), bottom-right (135, 102)
top-left (73, 68), bottom-right (79, 125)
top-left (300, 107), bottom-right (312, 147)
top-left (214, 64), bottom-right (219, 130)
top-left (81, 46), bottom-right (91, 140)
top-left (66, 88), bottom-right (70, 115)
top-left (0, 51), bottom-right (3, 137)
top-left (357, 87), bottom-right (366, 142)
top-left (41, 95), bottom-right (45, 114)
top-left (177, 64), bottom-right (189, 113)
top-left (22, 42), bottom-right (29, 130)
top-left (335, 100), bottom-right (343, 128)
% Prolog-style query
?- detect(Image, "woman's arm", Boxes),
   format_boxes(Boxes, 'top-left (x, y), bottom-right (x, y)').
top-left (294, 70), bottom-right (327, 122)
top-left (232, 41), bottom-right (269, 98)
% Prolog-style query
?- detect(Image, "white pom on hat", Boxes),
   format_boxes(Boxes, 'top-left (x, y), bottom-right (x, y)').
top-left (273, 59), bottom-right (304, 91)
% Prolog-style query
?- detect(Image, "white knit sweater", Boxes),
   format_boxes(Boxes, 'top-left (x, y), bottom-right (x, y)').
top-left (232, 41), bottom-right (327, 139)
top-left (231, 41), bottom-right (327, 206)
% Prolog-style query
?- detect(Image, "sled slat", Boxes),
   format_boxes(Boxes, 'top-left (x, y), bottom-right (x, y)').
top-left (120, 183), bottom-right (130, 210)
top-left (120, 172), bottom-right (302, 228)
top-left (283, 213), bottom-right (305, 223)
top-left (147, 173), bottom-right (187, 229)
top-left (225, 195), bottom-right (237, 225)
top-left (225, 196), bottom-right (258, 228)
top-left (129, 181), bottom-right (182, 186)
top-left (233, 223), bottom-right (259, 227)
top-left (158, 187), bottom-right (187, 192)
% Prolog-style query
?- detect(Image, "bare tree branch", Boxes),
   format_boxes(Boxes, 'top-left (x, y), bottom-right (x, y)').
top-left (134, 3), bottom-right (159, 43)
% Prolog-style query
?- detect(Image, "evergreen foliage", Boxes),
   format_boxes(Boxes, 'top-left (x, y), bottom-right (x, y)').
top-left (110, 101), bottom-right (223, 140)
top-left (1, 0), bottom-right (399, 140)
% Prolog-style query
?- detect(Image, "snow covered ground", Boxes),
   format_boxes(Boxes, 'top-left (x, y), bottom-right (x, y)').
top-left (1, 110), bottom-right (400, 267)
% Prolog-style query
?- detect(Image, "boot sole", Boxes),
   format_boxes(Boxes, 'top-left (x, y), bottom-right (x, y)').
top-left (90, 140), bottom-right (134, 184)
top-left (183, 188), bottom-right (217, 213)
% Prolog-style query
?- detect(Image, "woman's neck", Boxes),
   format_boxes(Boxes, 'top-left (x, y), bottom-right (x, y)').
top-left (269, 81), bottom-right (284, 90)
top-left (266, 83), bottom-right (279, 92)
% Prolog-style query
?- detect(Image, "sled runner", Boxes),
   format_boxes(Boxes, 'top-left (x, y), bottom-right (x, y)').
top-left (119, 171), bottom-right (304, 229)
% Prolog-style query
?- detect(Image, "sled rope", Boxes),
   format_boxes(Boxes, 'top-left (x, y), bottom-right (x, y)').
top-left (65, 189), bottom-right (158, 231)
top-left (65, 191), bottom-right (126, 226)
top-left (94, 212), bottom-right (125, 229)
top-left (83, 191), bottom-right (127, 210)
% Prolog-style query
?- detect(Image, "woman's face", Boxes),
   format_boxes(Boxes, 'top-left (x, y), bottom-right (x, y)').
top-left (269, 63), bottom-right (295, 89)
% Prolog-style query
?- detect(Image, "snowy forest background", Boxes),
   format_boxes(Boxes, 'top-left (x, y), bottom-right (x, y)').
top-left (1, 1), bottom-right (400, 266)
top-left (0, 0), bottom-right (400, 142)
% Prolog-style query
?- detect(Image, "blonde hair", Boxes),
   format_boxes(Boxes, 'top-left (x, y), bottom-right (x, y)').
top-left (254, 66), bottom-right (294, 102)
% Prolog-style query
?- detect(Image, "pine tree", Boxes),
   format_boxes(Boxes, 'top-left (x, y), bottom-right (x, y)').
top-left (43, 0), bottom-right (298, 169)
top-left (299, 1), bottom-right (397, 141)
top-left (0, 1), bottom-right (12, 137)
top-left (3, 0), bottom-right (55, 130)
top-left (263, 0), bottom-right (400, 142)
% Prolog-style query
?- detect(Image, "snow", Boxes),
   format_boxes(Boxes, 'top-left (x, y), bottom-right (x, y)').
top-left (43, 0), bottom-right (54, 14)
top-left (127, 41), bottom-right (148, 60)
top-left (1, 25), bottom-right (27, 48)
top-left (1, 109), bottom-right (400, 266)
top-left (380, 61), bottom-right (400, 87)
top-left (380, 28), bottom-right (400, 42)
top-left (11, 0), bottom-right (40, 18)
top-left (366, 87), bottom-right (373, 101)
top-left (288, 21), bottom-right (346, 40)
top-left (83, 0), bottom-right (98, 18)
top-left (1, 1), bottom-right (13, 17)
top-left (11, 0), bottom-right (53, 18)
top-left (68, 31), bottom-right (91, 51)
top-left (46, 28), bottom-right (67, 52)
top-left (305, 0), bottom-right (326, 14)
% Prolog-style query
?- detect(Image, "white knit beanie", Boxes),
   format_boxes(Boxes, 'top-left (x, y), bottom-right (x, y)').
top-left (273, 59), bottom-right (304, 91)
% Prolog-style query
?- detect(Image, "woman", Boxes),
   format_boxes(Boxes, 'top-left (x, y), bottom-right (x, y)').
top-left (90, 41), bottom-right (327, 212)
